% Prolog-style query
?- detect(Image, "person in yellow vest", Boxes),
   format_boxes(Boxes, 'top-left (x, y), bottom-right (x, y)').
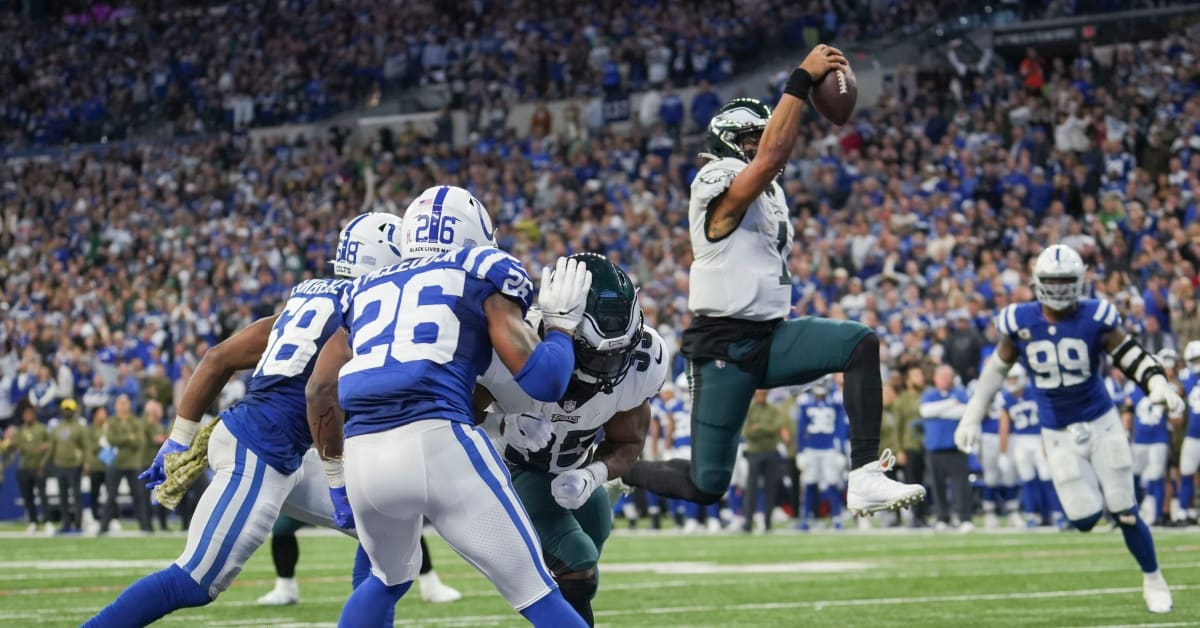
top-left (4, 403), bottom-right (52, 534)
top-left (48, 399), bottom-right (89, 534)
top-left (84, 406), bottom-right (110, 536)
top-left (140, 400), bottom-right (169, 531)
top-left (102, 394), bottom-right (150, 534)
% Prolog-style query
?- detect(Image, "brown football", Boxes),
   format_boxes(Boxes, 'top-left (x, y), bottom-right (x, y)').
top-left (810, 66), bottom-right (857, 126)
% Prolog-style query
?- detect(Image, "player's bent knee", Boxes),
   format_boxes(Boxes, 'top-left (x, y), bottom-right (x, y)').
top-left (557, 569), bottom-right (599, 628)
top-left (1069, 511), bottom-right (1103, 532)
top-left (271, 514), bottom-right (307, 537)
top-left (1110, 509), bottom-right (1139, 528)
top-left (691, 473), bottom-right (729, 504)
top-left (844, 329), bottom-right (878, 367)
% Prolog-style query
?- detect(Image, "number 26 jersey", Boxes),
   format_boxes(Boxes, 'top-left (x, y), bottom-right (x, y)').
top-left (995, 298), bottom-right (1120, 429)
top-left (339, 246), bottom-right (533, 437)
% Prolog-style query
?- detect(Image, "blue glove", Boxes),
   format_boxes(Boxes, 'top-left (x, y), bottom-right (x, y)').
top-left (329, 486), bottom-right (355, 529)
top-left (138, 439), bottom-right (190, 490)
top-left (98, 445), bottom-right (117, 467)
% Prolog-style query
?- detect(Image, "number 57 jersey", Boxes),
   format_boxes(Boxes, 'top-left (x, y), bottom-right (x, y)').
top-left (339, 246), bottom-right (533, 437)
top-left (995, 298), bottom-right (1120, 430)
top-left (479, 317), bottom-right (669, 475)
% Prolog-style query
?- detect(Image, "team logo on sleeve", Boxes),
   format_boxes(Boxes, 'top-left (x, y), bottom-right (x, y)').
top-left (1018, 329), bottom-right (1031, 340)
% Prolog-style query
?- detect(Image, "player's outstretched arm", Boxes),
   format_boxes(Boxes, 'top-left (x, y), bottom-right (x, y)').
top-left (955, 335), bottom-right (1017, 453)
top-left (1104, 327), bottom-right (1184, 418)
top-left (487, 257), bottom-right (591, 402)
top-left (305, 327), bottom-right (355, 529)
top-left (705, 44), bottom-right (847, 241)
top-left (140, 314), bottom-right (278, 489)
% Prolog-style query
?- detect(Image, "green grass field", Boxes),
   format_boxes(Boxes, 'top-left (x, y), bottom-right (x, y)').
top-left (1, 525), bottom-right (1197, 627)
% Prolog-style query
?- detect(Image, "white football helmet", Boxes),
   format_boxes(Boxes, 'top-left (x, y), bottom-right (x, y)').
top-left (1032, 244), bottom-right (1086, 311)
top-left (330, 212), bottom-right (405, 278)
top-left (1184, 341), bottom-right (1200, 369)
top-left (1004, 362), bottom-right (1028, 394)
top-left (810, 376), bottom-right (831, 398)
top-left (1156, 348), bottom-right (1178, 370)
top-left (400, 185), bottom-right (497, 259)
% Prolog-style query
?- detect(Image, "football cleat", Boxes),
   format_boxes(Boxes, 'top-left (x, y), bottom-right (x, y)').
top-left (25, 522), bottom-right (37, 535)
top-left (419, 572), bottom-right (462, 604)
top-left (705, 518), bottom-right (722, 534)
top-left (983, 512), bottom-right (999, 529)
top-left (1007, 512), bottom-right (1025, 528)
top-left (682, 518), bottom-right (701, 534)
top-left (958, 521), bottom-right (975, 534)
top-left (1143, 570), bottom-right (1172, 613)
top-left (257, 579), bottom-right (300, 606)
top-left (846, 449), bottom-right (926, 516)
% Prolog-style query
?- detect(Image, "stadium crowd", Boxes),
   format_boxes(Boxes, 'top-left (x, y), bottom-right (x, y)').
top-left (1, 0), bottom-right (1112, 149)
top-left (2, 12), bottom-right (1200, 531)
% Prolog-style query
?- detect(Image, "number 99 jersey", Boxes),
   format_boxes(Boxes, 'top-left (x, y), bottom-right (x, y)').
top-left (339, 246), bottom-right (533, 437)
top-left (479, 322), bottom-right (669, 475)
top-left (995, 298), bottom-right (1120, 430)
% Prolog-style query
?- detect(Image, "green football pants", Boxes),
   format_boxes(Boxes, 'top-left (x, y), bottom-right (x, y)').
top-left (510, 466), bottom-right (612, 575)
top-left (689, 317), bottom-right (871, 494)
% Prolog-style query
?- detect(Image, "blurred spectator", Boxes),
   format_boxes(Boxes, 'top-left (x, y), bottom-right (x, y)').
top-left (48, 399), bottom-right (88, 534)
top-left (85, 406), bottom-right (110, 534)
top-left (920, 365), bottom-right (971, 531)
top-left (141, 400), bottom-right (169, 531)
top-left (101, 394), bottom-right (150, 534)
top-left (943, 310), bottom-right (986, 383)
top-left (6, 403), bottom-right (51, 533)
top-left (887, 363), bottom-right (929, 527)
top-left (29, 365), bottom-right (59, 422)
top-left (741, 389), bottom-right (791, 533)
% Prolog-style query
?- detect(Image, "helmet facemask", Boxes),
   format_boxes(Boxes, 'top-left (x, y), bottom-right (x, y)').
top-left (1033, 274), bottom-right (1083, 311)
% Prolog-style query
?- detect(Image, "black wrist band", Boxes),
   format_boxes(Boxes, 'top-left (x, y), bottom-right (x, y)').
top-left (784, 67), bottom-right (814, 101)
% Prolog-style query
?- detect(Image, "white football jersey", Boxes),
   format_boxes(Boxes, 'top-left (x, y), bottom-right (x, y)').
top-left (480, 323), bottom-right (669, 475)
top-left (688, 157), bottom-right (794, 321)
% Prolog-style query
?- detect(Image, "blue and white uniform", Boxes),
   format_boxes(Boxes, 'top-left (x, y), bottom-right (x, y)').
top-left (1130, 388), bottom-right (1169, 484)
top-left (174, 278), bottom-right (355, 596)
top-left (1182, 376), bottom-right (1200, 476)
top-left (795, 394), bottom-right (848, 490)
top-left (994, 298), bottom-right (1136, 519)
top-left (338, 246), bottom-right (557, 610)
top-left (979, 395), bottom-right (1017, 488)
top-left (1002, 388), bottom-right (1048, 482)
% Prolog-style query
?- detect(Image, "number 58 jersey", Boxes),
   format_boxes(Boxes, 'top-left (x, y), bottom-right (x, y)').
top-left (479, 318), bottom-right (669, 475)
top-left (339, 247), bottom-right (533, 437)
top-left (995, 298), bottom-right (1120, 430)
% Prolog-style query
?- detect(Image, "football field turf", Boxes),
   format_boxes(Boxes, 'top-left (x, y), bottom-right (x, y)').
top-left (1, 525), bottom-right (1196, 627)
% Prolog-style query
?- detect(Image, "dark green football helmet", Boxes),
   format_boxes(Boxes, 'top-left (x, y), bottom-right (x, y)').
top-left (568, 252), bottom-right (644, 393)
top-left (707, 97), bottom-right (772, 162)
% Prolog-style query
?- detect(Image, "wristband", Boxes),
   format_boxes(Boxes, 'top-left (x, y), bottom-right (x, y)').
top-left (322, 456), bottom-right (346, 489)
top-left (584, 460), bottom-right (609, 484)
top-left (784, 67), bottom-right (814, 101)
top-left (169, 417), bottom-right (201, 446)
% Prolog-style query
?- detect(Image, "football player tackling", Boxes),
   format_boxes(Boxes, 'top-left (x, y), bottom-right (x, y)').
top-left (83, 213), bottom-right (406, 627)
top-left (307, 185), bottom-right (589, 627)
top-left (622, 44), bottom-right (924, 515)
top-left (955, 244), bottom-right (1179, 613)
top-left (478, 253), bottom-right (668, 625)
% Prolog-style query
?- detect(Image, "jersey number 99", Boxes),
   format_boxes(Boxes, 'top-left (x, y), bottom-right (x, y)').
top-left (1025, 338), bottom-right (1090, 389)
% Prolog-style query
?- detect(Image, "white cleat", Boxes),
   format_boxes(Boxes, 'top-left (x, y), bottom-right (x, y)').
top-left (705, 518), bottom-right (722, 534)
top-left (26, 522), bottom-right (38, 535)
top-left (958, 521), bottom-right (975, 534)
top-left (1007, 512), bottom-right (1025, 528)
top-left (419, 572), bottom-right (462, 603)
top-left (847, 449), bottom-right (926, 517)
top-left (983, 512), bottom-right (999, 530)
top-left (682, 518), bottom-right (701, 534)
top-left (43, 522), bottom-right (57, 536)
top-left (257, 578), bottom-right (300, 606)
top-left (1143, 571), bottom-right (1172, 614)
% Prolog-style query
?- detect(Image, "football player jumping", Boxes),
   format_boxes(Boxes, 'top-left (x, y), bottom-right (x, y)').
top-left (622, 44), bottom-right (924, 516)
top-left (955, 244), bottom-right (1179, 613)
top-left (478, 253), bottom-right (668, 626)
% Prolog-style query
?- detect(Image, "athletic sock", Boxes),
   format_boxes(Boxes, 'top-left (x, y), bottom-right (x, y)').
top-left (338, 575), bottom-right (410, 628)
top-left (1147, 479), bottom-right (1165, 522)
top-left (82, 565), bottom-right (211, 627)
top-left (823, 486), bottom-right (842, 519)
top-left (843, 333), bottom-right (883, 469)
top-left (419, 536), bottom-right (434, 576)
top-left (1117, 513), bottom-right (1159, 573)
top-left (802, 484), bottom-right (819, 521)
top-left (1021, 480), bottom-right (1038, 517)
top-left (1181, 475), bottom-right (1195, 514)
top-left (272, 533), bottom-right (299, 578)
top-left (520, 589), bottom-right (588, 627)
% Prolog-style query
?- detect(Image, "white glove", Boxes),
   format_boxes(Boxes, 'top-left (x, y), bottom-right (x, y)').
top-left (502, 413), bottom-right (554, 451)
top-left (996, 452), bottom-right (1015, 479)
top-left (794, 452), bottom-right (811, 475)
top-left (1149, 376), bottom-right (1185, 419)
top-left (538, 257), bottom-right (593, 334)
top-left (954, 401), bottom-right (985, 454)
top-left (551, 462), bottom-right (608, 510)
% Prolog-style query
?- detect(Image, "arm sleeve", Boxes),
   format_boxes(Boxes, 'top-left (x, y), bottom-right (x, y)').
top-left (512, 331), bottom-right (575, 402)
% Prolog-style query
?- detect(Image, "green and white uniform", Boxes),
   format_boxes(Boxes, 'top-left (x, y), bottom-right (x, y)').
top-left (480, 311), bottom-right (669, 573)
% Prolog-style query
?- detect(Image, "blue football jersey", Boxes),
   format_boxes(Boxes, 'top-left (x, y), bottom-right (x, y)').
top-left (981, 395), bottom-right (1001, 435)
top-left (1186, 377), bottom-right (1200, 439)
top-left (1129, 388), bottom-right (1169, 445)
top-left (339, 247), bottom-right (533, 437)
top-left (655, 398), bottom-right (689, 447)
top-left (222, 278), bottom-right (350, 474)
top-left (995, 299), bottom-right (1119, 429)
top-left (1000, 390), bottom-right (1040, 435)
top-left (796, 397), bottom-right (846, 451)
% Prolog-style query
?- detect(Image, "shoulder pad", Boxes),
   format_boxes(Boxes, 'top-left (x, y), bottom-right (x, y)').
top-left (462, 246), bottom-right (533, 312)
